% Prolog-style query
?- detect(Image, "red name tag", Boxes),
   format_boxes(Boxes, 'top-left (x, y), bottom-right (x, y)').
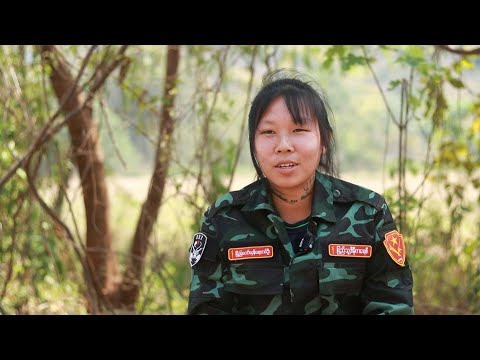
top-left (328, 244), bottom-right (372, 258)
top-left (228, 245), bottom-right (274, 261)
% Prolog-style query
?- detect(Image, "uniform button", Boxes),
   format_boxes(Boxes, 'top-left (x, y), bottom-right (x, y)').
top-left (333, 189), bottom-right (341, 198)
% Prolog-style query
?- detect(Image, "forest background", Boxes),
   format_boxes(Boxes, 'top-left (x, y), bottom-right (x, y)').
top-left (0, 45), bottom-right (479, 314)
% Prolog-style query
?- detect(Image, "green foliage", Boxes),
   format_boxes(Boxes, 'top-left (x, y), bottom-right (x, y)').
top-left (323, 45), bottom-right (375, 72)
top-left (2, 45), bottom-right (480, 314)
top-left (136, 254), bottom-right (190, 314)
top-left (378, 45), bottom-right (480, 314)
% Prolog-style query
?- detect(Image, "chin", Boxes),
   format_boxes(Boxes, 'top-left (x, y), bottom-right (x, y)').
top-left (269, 178), bottom-right (303, 191)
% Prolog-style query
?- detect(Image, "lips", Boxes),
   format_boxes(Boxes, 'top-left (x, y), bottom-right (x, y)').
top-left (274, 162), bottom-right (298, 168)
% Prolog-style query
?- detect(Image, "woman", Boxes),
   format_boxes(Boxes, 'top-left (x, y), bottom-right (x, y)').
top-left (187, 70), bottom-right (414, 315)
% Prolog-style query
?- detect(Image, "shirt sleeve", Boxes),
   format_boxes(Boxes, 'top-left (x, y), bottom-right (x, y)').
top-left (187, 210), bottom-right (232, 314)
top-left (361, 198), bottom-right (415, 315)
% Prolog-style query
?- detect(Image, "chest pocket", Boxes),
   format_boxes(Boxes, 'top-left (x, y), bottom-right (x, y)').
top-left (224, 263), bottom-right (284, 295)
top-left (318, 260), bottom-right (366, 296)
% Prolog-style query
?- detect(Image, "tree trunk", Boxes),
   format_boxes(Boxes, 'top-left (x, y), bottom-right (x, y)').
top-left (114, 45), bottom-right (181, 310)
top-left (40, 45), bottom-right (117, 311)
top-left (41, 45), bottom-right (180, 312)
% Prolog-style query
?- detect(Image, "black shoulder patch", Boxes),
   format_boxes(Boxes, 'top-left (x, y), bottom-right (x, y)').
top-left (189, 232), bottom-right (208, 267)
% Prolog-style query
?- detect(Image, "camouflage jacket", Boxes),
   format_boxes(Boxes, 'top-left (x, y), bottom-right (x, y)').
top-left (187, 171), bottom-right (414, 315)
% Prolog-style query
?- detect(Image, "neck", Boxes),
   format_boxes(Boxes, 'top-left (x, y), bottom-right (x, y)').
top-left (269, 176), bottom-right (315, 223)
top-left (271, 188), bottom-right (313, 205)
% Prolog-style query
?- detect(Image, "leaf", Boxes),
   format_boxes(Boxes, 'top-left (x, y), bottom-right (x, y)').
top-left (472, 118), bottom-right (480, 134)
top-left (460, 58), bottom-right (474, 70)
top-left (448, 77), bottom-right (464, 89)
top-left (322, 45), bottom-right (346, 70)
top-left (394, 46), bottom-right (432, 77)
top-left (16, 168), bottom-right (26, 180)
top-left (388, 80), bottom-right (401, 91)
top-left (340, 53), bottom-right (368, 72)
top-left (405, 45), bottom-right (425, 59)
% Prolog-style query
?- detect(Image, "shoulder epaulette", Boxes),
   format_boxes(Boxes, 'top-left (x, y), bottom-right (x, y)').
top-left (327, 175), bottom-right (385, 211)
top-left (206, 178), bottom-right (263, 218)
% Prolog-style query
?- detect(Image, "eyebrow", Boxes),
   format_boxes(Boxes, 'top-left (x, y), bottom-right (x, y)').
top-left (258, 118), bottom-right (276, 126)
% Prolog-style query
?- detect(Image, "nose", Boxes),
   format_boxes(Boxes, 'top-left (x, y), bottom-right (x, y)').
top-left (275, 134), bottom-right (294, 153)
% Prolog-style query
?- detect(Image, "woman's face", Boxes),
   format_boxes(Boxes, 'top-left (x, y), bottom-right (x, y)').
top-left (254, 96), bottom-right (322, 196)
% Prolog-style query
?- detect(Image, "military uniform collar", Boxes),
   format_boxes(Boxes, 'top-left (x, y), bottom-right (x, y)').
top-left (242, 178), bottom-right (276, 213)
top-left (242, 171), bottom-right (337, 223)
top-left (311, 170), bottom-right (336, 223)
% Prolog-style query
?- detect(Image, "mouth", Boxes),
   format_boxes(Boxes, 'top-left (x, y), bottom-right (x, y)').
top-left (275, 162), bottom-right (298, 169)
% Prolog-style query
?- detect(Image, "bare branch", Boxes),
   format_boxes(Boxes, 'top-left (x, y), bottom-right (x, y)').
top-left (0, 45), bottom-right (97, 190)
top-left (24, 151), bottom-right (102, 314)
top-left (194, 46), bottom-right (230, 198)
top-left (0, 45), bottom-right (129, 191)
top-left (89, 45), bottom-right (129, 94)
top-left (227, 45), bottom-right (258, 190)
top-left (360, 45), bottom-right (399, 126)
top-left (99, 97), bottom-right (127, 169)
top-left (437, 45), bottom-right (480, 56)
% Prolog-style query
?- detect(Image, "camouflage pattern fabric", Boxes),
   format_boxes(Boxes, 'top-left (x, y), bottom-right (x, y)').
top-left (188, 170), bottom-right (414, 315)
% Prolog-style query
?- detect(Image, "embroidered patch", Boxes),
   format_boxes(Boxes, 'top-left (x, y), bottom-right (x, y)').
top-left (383, 230), bottom-right (406, 267)
top-left (228, 245), bottom-right (273, 261)
top-left (189, 232), bottom-right (208, 267)
top-left (328, 244), bottom-right (372, 258)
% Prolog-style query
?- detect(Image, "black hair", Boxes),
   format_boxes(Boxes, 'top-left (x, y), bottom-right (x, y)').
top-left (248, 69), bottom-right (337, 178)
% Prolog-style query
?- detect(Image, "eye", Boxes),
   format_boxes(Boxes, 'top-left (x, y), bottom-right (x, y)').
top-left (293, 128), bottom-right (308, 132)
top-left (260, 130), bottom-right (275, 135)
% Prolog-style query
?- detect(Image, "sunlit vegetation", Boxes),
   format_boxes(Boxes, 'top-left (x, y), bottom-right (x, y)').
top-left (1, 45), bottom-right (479, 314)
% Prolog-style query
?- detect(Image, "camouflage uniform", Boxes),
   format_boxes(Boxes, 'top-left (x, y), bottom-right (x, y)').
top-left (188, 170), bottom-right (414, 315)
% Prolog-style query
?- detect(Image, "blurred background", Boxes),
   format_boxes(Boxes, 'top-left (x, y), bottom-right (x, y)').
top-left (0, 45), bottom-right (478, 314)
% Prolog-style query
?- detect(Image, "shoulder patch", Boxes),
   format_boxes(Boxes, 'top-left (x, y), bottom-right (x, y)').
top-left (383, 230), bottom-right (406, 267)
top-left (189, 232), bottom-right (208, 267)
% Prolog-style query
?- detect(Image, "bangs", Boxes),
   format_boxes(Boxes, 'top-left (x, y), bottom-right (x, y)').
top-left (283, 91), bottom-right (317, 126)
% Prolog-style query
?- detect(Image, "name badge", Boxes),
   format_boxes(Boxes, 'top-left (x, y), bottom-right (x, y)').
top-left (228, 245), bottom-right (274, 261)
top-left (328, 244), bottom-right (372, 258)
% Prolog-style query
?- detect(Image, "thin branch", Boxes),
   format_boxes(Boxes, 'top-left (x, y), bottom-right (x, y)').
top-left (156, 263), bottom-right (173, 314)
top-left (99, 97), bottom-right (127, 169)
top-left (0, 190), bottom-right (27, 301)
top-left (89, 45), bottom-right (129, 94)
top-left (115, 109), bottom-right (158, 146)
top-left (264, 45), bottom-right (279, 74)
top-left (62, 182), bottom-right (84, 250)
top-left (52, 139), bottom-right (84, 251)
top-left (0, 45), bottom-right (128, 191)
top-left (437, 45), bottom-right (480, 56)
top-left (1, 47), bottom-right (31, 126)
top-left (83, 46), bottom-right (114, 90)
top-left (0, 45), bottom-right (97, 190)
top-left (194, 46), bottom-right (230, 198)
top-left (156, 253), bottom-right (188, 297)
top-left (382, 111), bottom-right (391, 192)
top-left (24, 151), bottom-right (102, 314)
top-left (360, 45), bottom-right (399, 126)
top-left (227, 45), bottom-right (258, 190)
top-left (41, 52), bottom-right (52, 120)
